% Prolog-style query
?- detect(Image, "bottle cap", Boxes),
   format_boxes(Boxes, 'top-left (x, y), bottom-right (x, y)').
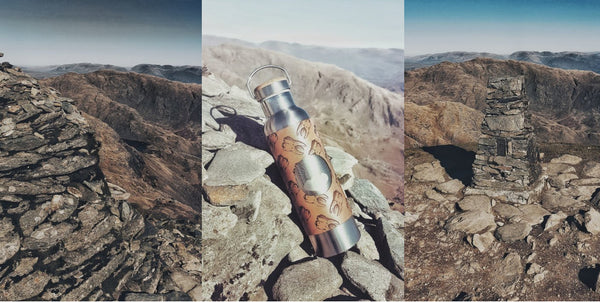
top-left (247, 65), bottom-right (292, 101)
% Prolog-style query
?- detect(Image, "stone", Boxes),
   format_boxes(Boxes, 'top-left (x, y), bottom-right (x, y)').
top-left (541, 192), bottom-right (587, 213)
top-left (425, 189), bottom-right (445, 202)
top-left (341, 251), bottom-right (403, 301)
top-left (0, 219), bottom-right (20, 266)
top-left (1, 271), bottom-right (51, 300)
top-left (582, 161), bottom-right (600, 178)
top-left (544, 211), bottom-right (567, 231)
top-left (21, 222), bottom-right (75, 251)
top-left (445, 210), bottom-right (496, 234)
top-left (411, 162), bottom-right (445, 183)
top-left (495, 222), bottom-right (532, 243)
top-left (571, 178), bottom-right (600, 186)
top-left (527, 263), bottom-right (543, 275)
top-left (458, 195), bottom-right (491, 212)
top-left (202, 74), bottom-right (231, 97)
top-left (493, 203), bottom-right (521, 219)
top-left (272, 258), bottom-right (343, 301)
top-left (542, 163), bottom-right (576, 176)
top-left (202, 124), bottom-right (237, 150)
top-left (348, 178), bottom-right (390, 214)
top-left (485, 113), bottom-right (524, 132)
top-left (435, 179), bottom-right (465, 194)
top-left (548, 173), bottom-right (578, 188)
top-left (377, 215), bottom-right (404, 278)
top-left (201, 176), bottom-right (303, 301)
top-left (513, 204), bottom-right (550, 226)
top-left (356, 222), bottom-right (380, 260)
top-left (550, 154), bottom-right (582, 165)
top-left (203, 184), bottom-right (250, 206)
top-left (11, 257), bottom-right (38, 277)
top-left (202, 201), bottom-right (238, 239)
top-left (170, 271), bottom-right (199, 293)
top-left (584, 208), bottom-right (600, 235)
top-left (204, 142), bottom-right (273, 186)
top-left (471, 232), bottom-right (495, 252)
top-left (325, 145), bottom-right (358, 190)
top-left (287, 245), bottom-right (311, 263)
top-left (495, 252), bottom-right (522, 294)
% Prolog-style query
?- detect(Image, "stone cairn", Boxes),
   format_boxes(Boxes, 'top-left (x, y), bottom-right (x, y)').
top-left (467, 76), bottom-right (541, 204)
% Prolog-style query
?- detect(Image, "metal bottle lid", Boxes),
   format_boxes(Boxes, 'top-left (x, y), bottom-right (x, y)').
top-left (247, 65), bottom-right (292, 101)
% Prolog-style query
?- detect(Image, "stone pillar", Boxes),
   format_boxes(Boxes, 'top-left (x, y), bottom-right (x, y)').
top-left (467, 76), bottom-right (540, 203)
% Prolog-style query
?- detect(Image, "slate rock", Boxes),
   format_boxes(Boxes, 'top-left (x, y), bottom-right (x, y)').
top-left (202, 124), bottom-right (237, 151)
top-left (356, 221), bottom-right (380, 260)
top-left (377, 215), bottom-right (404, 278)
top-left (325, 145), bottom-right (358, 190)
top-left (544, 211), bottom-right (567, 231)
top-left (341, 251), bottom-right (403, 301)
top-left (272, 258), bottom-right (343, 301)
top-left (495, 222), bottom-right (532, 243)
top-left (435, 179), bottom-right (465, 195)
top-left (458, 195), bottom-right (491, 212)
top-left (584, 208), bottom-right (600, 235)
top-left (202, 201), bottom-right (238, 239)
top-left (412, 162), bottom-right (445, 183)
top-left (445, 210), bottom-right (496, 234)
top-left (512, 204), bottom-right (550, 226)
top-left (550, 154), bottom-right (582, 165)
top-left (471, 232), bottom-right (495, 252)
top-left (204, 142), bottom-right (274, 186)
top-left (583, 161), bottom-right (600, 178)
top-left (348, 178), bottom-right (390, 214)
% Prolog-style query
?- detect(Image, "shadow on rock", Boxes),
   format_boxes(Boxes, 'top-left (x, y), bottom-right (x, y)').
top-left (423, 145), bottom-right (475, 186)
top-left (211, 105), bottom-right (267, 151)
top-left (578, 264), bottom-right (600, 290)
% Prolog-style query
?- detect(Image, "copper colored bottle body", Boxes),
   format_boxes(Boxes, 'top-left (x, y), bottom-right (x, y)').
top-left (248, 65), bottom-right (360, 257)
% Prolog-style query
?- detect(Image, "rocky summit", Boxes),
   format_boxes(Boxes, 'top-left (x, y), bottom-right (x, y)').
top-left (202, 71), bottom-right (404, 301)
top-left (406, 147), bottom-right (600, 300)
top-left (0, 64), bottom-right (200, 300)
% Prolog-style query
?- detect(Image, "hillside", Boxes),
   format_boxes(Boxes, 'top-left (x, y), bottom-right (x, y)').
top-left (41, 70), bottom-right (202, 218)
top-left (405, 58), bottom-right (600, 146)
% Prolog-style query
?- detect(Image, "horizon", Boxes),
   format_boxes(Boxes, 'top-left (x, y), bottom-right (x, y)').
top-left (406, 49), bottom-right (600, 58)
top-left (406, 0), bottom-right (600, 56)
top-left (0, 0), bottom-right (201, 66)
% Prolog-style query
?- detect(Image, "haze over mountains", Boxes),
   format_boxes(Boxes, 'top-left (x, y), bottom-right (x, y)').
top-left (203, 35), bottom-right (404, 92)
top-left (406, 51), bottom-right (600, 73)
top-left (405, 57), bottom-right (600, 147)
top-left (23, 63), bottom-right (202, 84)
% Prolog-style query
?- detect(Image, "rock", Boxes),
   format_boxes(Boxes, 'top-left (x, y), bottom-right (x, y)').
top-left (202, 124), bottom-right (237, 150)
top-left (412, 162), bottom-right (445, 183)
top-left (21, 222), bottom-right (76, 251)
top-left (445, 210), bottom-right (496, 234)
top-left (495, 222), bottom-right (532, 243)
top-left (544, 211), bottom-right (567, 231)
top-left (584, 208), bottom-right (600, 235)
top-left (583, 161), bottom-right (600, 178)
top-left (0, 219), bottom-right (20, 266)
top-left (527, 263), bottom-right (543, 275)
top-left (542, 162), bottom-right (576, 176)
top-left (201, 176), bottom-right (303, 300)
top-left (202, 74), bottom-right (231, 97)
top-left (550, 154), bottom-right (582, 165)
top-left (204, 142), bottom-right (274, 186)
top-left (425, 189), bottom-right (445, 202)
top-left (272, 258), bottom-right (343, 301)
top-left (348, 178), bottom-right (390, 214)
top-left (533, 270), bottom-right (547, 283)
top-left (435, 179), bottom-right (464, 194)
top-left (571, 178), bottom-right (600, 186)
top-left (493, 203), bottom-right (521, 219)
top-left (287, 245), bottom-right (311, 263)
top-left (484, 113), bottom-right (524, 132)
top-left (170, 271), bottom-right (199, 293)
top-left (495, 252), bottom-right (522, 294)
top-left (356, 222), bottom-right (380, 260)
top-left (376, 215), bottom-right (404, 278)
top-left (202, 201), bottom-right (238, 239)
top-left (1, 271), bottom-right (51, 300)
top-left (513, 204), bottom-right (550, 226)
top-left (471, 232), bottom-right (495, 252)
top-left (341, 251), bottom-right (403, 301)
top-left (325, 146), bottom-right (358, 190)
top-left (548, 173), bottom-right (578, 188)
top-left (541, 192), bottom-right (587, 213)
top-left (458, 195), bottom-right (491, 212)
top-left (203, 184), bottom-right (250, 206)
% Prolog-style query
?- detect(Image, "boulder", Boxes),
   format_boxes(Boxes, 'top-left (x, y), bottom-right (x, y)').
top-left (272, 258), bottom-right (343, 301)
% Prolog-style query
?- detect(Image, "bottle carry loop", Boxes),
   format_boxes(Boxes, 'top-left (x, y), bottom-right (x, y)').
top-left (247, 65), bottom-right (292, 100)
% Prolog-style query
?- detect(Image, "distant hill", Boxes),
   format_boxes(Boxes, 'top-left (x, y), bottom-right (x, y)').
top-left (406, 51), bottom-right (600, 73)
top-left (203, 35), bottom-right (404, 92)
top-left (405, 58), bottom-right (600, 147)
top-left (23, 63), bottom-right (202, 84)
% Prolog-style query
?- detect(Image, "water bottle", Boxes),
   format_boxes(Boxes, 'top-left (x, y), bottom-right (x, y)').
top-left (247, 65), bottom-right (360, 257)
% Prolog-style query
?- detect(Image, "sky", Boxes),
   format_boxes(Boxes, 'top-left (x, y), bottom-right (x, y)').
top-left (0, 0), bottom-right (201, 66)
top-left (203, 0), bottom-right (404, 49)
top-left (406, 0), bottom-right (600, 55)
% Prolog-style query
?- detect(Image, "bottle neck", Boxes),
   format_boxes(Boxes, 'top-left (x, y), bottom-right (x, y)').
top-left (260, 91), bottom-right (296, 117)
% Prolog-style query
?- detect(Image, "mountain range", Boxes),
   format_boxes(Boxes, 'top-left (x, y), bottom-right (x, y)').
top-left (406, 51), bottom-right (600, 73)
top-left (203, 35), bottom-right (404, 92)
top-left (23, 63), bottom-right (202, 84)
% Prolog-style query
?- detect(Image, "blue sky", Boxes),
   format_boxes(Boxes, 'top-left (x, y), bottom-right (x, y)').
top-left (203, 0), bottom-right (404, 49)
top-left (406, 0), bottom-right (600, 55)
top-left (0, 0), bottom-right (201, 66)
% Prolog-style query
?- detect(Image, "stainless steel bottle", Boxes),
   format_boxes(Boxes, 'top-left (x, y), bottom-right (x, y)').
top-left (247, 65), bottom-right (360, 257)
